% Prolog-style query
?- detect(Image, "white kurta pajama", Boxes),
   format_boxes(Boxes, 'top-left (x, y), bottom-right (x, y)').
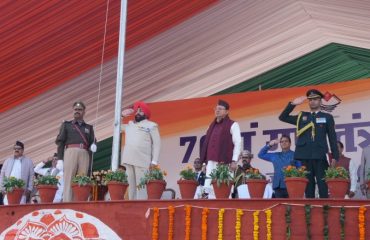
top-left (121, 119), bottom-right (161, 200)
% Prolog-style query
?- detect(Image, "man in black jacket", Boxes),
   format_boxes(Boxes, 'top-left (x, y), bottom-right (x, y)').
top-left (279, 89), bottom-right (339, 198)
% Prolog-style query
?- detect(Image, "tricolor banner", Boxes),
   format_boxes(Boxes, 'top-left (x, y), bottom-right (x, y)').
top-left (122, 78), bottom-right (370, 197)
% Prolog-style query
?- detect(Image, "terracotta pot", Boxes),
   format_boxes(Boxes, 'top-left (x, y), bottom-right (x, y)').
top-left (326, 178), bottom-right (350, 199)
top-left (37, 185), bottom-right (57, 203)
top-left (246, 179), bottom-right (267, 198)
top-left (107, 181), bottom-right (128, 200)
top-left (72, 184), bottom-right (92, 201)
top-left (285, 177), bottom-right (308, 198)
top-left (6, 188), bottom-right (24, 205)
top-left (177, 179), bottom-right (198, 199)
top-left (146, 180), bottom-right (166, 199)
top-left (212, 180), bottom-right (233, 199)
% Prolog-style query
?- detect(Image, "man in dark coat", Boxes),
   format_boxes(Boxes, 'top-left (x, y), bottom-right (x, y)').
top-left (279, 89), bottom-right (339, 198)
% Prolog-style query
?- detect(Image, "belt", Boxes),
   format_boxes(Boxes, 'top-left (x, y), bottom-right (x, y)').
top-left (66, 144), bottom-right (88, 150)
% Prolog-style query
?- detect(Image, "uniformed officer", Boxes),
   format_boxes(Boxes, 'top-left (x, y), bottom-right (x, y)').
top-left (55, 101), bottom-right (95, 202)
top-left (279, 89), bottom-right (339, 198)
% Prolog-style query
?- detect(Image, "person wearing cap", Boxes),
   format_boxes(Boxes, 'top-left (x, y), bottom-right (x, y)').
top-left (34, 153), bottom-right (64, 202)
top-left (279, 89), bottom-right (339, 198)
top-left (55, 101), bottom-right (96, 202)
top-left (0, 141), bottom-right (34, 205)
top-left (121, 101), bottom-right (161, 200)
top-left (200, 99), bottom-right (242, 198)
top-left (258, 135), bottom-right (301, 198)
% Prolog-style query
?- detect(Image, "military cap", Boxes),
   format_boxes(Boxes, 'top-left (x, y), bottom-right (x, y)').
top-left (15, 140), bottom-right (24, 149)
top-left (217, 99), bottom-right (230, 110)
top-left (73, 101), bottom-right (86, 109)
top-left (306, 89), bottom-right (324, 99)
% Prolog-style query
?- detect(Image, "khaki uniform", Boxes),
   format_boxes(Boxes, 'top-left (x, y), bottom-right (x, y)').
top-left (121, 119), bottom-right (161, 199)
top-left (55, 120), bottom-right (95, 202)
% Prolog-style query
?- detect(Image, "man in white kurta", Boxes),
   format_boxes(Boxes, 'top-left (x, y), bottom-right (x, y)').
top-left (121, 101), bottom-right (161, 200)
top-left (34, 154), bottom-right (64, 202)
top-left (359, 146), bottom-right (370, 198)
top-left (0, 141), bottom-right (34, 205)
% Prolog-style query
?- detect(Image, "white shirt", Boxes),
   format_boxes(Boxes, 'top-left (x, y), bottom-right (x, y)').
top-left (230, 122), bottom-right (242, 161)
top-left (349, 160), bottom-right (359, 192)
top-left (10, 158), bottom-right (22, 179)
top-left (34, 162), bottom-right (64, 203)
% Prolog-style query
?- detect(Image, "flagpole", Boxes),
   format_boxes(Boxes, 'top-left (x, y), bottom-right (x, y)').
top-left (111, 0), bottom-right (128, 171)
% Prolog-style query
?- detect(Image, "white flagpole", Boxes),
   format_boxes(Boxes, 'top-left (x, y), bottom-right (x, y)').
top-left (111, 0), bottom-right (128, 171)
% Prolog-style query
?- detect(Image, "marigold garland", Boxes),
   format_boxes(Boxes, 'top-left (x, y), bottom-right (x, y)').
top-left (304, 204), bottom-right (312, 240)
top-left (152, 207), bottom-right (159, 240)
top-left (235, 209), bottom-right (244, 240)
top-left (253, 210), bottom-right (260, 240)
top-left (201, 208), bottom-right (210, 240)
top-left (265, 209), bottom-right (272, 240)
top-left (359, 206), bottom-right (367, 240)
top-left (340, 206), bottom-right (345, 240)
top-left (168, 206), bottom-right (175, 240)
top-left (323, 205), bottom-right (330, 240)
top-left (185, 205), bottom-right (192, 240)
top-left (218, 208), bottom-right (225, 240)
top-left (285, 205), bottom-right (291, 240)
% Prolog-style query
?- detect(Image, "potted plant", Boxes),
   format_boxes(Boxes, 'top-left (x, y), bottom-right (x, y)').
top-left (103, 169), bottom-right (128, 200)
top-left (244, 168), bottom-right (267, 198)
top-left (34, 175), bottom-right (59, 203)
top-left (177, 166), bottom-right (198, 199)
top-left (210, 164), bottom-right (233, 199)
top-left (138, 165), bottom-right (167, 199)
top-left (324, 166), bottom-right (350, 198)
top-left (283, 165), bottom-right (309, 198)
top-left (71, 175), bottom-right (94, 201)
top-left (3, 177), bottom-right (25, 205)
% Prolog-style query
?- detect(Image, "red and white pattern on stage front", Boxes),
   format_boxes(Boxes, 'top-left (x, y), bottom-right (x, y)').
top-left (0, 209), bottom-right (121, 240)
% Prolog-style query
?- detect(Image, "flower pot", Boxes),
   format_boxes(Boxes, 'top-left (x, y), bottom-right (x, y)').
top-left (6, 188), bottom-right (24, 205)
top-left (326, 179), bottom-right (350, 199)
top-left (285, 177), bottom-right (308, 198)
top-left (146, 180), bottom-right (166, 199)
top-left (107, 181), bottom-right (128, 200)
top-left (72, 184), bottom-right (92, 201)
top-left (37, 185), bottom-right (57, 203)
top-left (177, 179), bottom-right (198, 199)
top-left (212, 180), bottom-right (233, 199)
top-left (246, 179), bottom-right (267, 198)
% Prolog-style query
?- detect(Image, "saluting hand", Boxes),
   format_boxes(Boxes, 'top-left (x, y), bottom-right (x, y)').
top-left (268, 139), bottom-right (279, 147)
top-left (291, 96), bottom-right (307, 105)
top-left (121, 108), bottom-right (134, 118)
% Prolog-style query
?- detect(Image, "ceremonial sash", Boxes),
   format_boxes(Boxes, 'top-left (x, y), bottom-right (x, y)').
top-left (296, 112), bottom-right (315, 140)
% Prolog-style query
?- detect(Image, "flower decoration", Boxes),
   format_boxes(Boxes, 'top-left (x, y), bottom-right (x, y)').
top-left (168, 206), bottom-right (175, 240)
top-left (185, 205), bottom-right (192, 240)
top-left (235, 209), bottom-right (243, 240)
top-left (2, 177), bottom-right (25, 192)
top-left (201, 208), bottom-right (209, 240)
top-left (359, 206), bottom-right (366, 240)
top-left (283, 165), bottom-right (309, 178)
top-left (253, 210), bottom-right (259, 240)
top-left (91, 170), bottom-right (109, 186)
top-left (245, 168), bottom-right (265, 180)
top-left (138, 165), bottom-right (166, 189)
top-left (265, 209), bottom-right (272, 240)
top-left (324, 167), bottom-right (349, 180)
top-left (152, 207), bottom-right (159, 240)
top-left (217, 208), bottom-right (225, 240)
top-left (34, 175), bottom-right (58, 186)
top-left (210, 164), bottom-right (233, 187)
top-left (179, 166), bottom-right (197, 180)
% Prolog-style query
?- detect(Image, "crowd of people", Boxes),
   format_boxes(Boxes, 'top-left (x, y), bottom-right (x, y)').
top-left (1, 89), bottom-right (370, 205)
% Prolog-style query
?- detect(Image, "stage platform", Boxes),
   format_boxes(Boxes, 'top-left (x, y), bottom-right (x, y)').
top-left (1, 199), bottom-right (369, 239)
